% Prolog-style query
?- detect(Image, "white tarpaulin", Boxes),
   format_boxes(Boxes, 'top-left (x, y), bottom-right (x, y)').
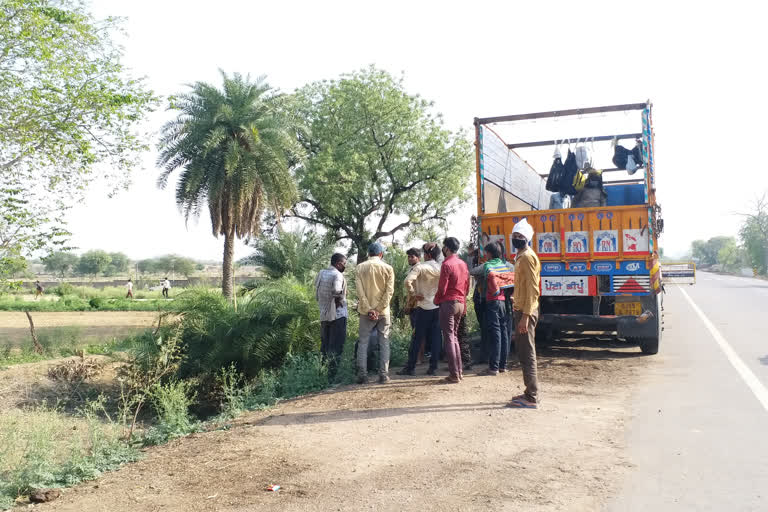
top-left (480, 125), bottom-right (551, 211)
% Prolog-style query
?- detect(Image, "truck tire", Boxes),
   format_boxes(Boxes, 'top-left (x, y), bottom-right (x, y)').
top-left (638, 294), bottom-right (662, 355)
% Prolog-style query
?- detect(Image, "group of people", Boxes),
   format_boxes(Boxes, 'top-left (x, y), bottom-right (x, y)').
top-left (314, 218), bottom-right (542, 408)
top-left (125, 277), bottom-right (171, 299)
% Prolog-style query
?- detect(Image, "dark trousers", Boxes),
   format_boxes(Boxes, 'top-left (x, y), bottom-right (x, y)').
top-left (406, 308), bottom-right (441, 371)
top-left (162, 287), bottom-right (169, 298)
top-left (486, 299), bottom-right (508, 371)
top-left (474, 299), bottom-right (487, 349)
top-left (458, 314), bottom-right (471, 367)
top-left (513, 310), bottom-right (539, 402)
top-left (321, 316), bottom-right (347, 375)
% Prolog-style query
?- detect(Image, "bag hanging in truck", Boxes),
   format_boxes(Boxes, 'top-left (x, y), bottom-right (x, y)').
top-left (574, 144), bottom-right (592, 170)
top-left (561, 149), bottom-right (579, 195)
top-left (546, 155), bottom-right (565, 192)
top-left (572, 170), bottom-right (588, 192)
top-left (612, 140), bottom-right (644, 174)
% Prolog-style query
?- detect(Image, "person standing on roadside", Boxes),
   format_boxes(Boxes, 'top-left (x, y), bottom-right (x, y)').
top-left (315, 253), bottom-right (348, 378)
top-left (398, 242), bottom-right (442, 376)
top-left (126, 278), bottom-right (134, 299)
top-left (404, 247), bottom-right (422, 329)
top-left (355, 242), bottom-right (395, 384)
top-left (162, 277), bottom-right (171, 298)
top-left (476, 242), bottom-right (512, 376)
top-left (434, 237), bottom-right (469, 384)
top-left (507, 219), bottom-right (542, 409)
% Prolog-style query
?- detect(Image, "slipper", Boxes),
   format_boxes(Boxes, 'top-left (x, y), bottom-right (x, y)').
top-left (443, 376), bottom-right (460, 384)
top-left (507, 399), bottom-right (538, 409)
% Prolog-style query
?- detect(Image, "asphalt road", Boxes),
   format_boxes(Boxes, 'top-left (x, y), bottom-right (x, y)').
top-left (610, 271), bottom-right (768, 511)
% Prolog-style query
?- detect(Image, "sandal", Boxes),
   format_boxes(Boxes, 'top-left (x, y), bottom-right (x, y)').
top-left (507, 398), bottom-right (538, 409)
top-left (443, 376), bottom-right (460, 384)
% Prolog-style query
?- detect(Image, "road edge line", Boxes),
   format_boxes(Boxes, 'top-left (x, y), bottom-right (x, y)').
top-left (679, 286), bottom-right (768, 412)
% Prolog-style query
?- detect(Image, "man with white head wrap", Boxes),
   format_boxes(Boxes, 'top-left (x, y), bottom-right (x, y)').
top-left (508, 218), bottom-right (542, 409)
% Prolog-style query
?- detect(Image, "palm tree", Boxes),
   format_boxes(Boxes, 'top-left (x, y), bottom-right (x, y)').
top-left (157, 72), bottom-right (301, 299)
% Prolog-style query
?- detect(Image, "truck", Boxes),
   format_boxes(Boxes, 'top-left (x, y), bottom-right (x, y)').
top-left (473, 102), bottom-right (664, 354)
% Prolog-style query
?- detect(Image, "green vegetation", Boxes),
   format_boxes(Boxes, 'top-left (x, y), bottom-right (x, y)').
top-left (0, 403), bottom-right (140, 509)
top-left (0, 295), bottom-right (168, 312)
top-left (0, 0), bottom-right (157, 291)
top-left (157, 72), bottom-right (303, 299)
top-left (292, 66), bottom-right (473, 262)
top-left (739, 195), bottom-right (768, 275)
top-left (691, 194), bottom-right (768, 275)
top-left (245, 228), bottom-right (335, 283)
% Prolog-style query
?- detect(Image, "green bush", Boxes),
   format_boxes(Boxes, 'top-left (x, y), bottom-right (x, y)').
top-left (51, 283), bottom-right (75, 297)
top-left (278, 353), bottom-right (329, 398)
top-left (165, 279), bottom-right (320, 380)
top-left (388, 318), bottom-right (410, 368)
top-left (89, 297), bottom-right (104, 309)
top-left (143, 380), bottom-right (199, 446)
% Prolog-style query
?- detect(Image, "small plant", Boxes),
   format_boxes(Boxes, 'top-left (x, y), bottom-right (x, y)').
top-left (278, 353), bottom-right (329, 399)
top-left (88, 297), bottom-right (104, 309)
top-left (47, 355), bottom-right (105, 400)
top-left (117, 328), bottom-right (185, 440)
top-left (142, 380), bottom-right (198, 445)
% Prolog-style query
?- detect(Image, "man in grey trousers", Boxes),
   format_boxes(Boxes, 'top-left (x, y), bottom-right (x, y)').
top-left (355, 242), bottom-right (395, 384)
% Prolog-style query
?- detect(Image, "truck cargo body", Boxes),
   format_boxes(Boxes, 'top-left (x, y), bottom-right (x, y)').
top-left (474, 103), bottom-right (663, 354)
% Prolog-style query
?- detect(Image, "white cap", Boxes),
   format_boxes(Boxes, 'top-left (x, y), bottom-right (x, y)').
top-left (512, 218), bottom-right (534, 242)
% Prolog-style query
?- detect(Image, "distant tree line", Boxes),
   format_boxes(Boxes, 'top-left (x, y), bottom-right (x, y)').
top-left (691, 194), bottom-right (768, 275)
top-left (42, 251), bottom-right (203, 278)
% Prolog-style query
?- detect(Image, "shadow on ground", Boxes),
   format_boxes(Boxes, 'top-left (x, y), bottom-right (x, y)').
top-left (537, 334), bottom-right (645, 361)
top-left (247, 401), bottom-right (508, 427)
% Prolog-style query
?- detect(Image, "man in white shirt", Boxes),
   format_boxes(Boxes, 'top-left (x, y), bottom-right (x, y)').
top-left (162, 278), bottom-right (171, 298)
top-left (314, 253), bottom-right (348, 377)
top-left (126, 278), bottom-right (134, 299)
top-left (398, 242), bottom-right (443, 376)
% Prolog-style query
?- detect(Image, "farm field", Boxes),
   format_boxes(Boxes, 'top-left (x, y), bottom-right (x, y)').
top-left (0, 311), bottom-right (158, 345)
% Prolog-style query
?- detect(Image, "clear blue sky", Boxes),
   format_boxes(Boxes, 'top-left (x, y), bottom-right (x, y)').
top-left (68, 0), bottom-right (768, 261)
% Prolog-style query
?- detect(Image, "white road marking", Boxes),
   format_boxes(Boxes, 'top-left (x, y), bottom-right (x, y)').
top-left (679, 286), bottom-right (768, 412)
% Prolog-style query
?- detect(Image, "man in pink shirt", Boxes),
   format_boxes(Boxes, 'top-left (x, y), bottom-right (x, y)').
top-left (433, 237), bottom-right (469, 383)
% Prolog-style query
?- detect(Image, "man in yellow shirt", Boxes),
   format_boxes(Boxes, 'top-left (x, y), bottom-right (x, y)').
top-left (508, 219), bottom-right (541, 409)
top-left (355, 242), bottom-right (395, 384)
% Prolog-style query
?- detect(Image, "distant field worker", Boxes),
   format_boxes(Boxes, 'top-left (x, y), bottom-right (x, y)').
top-left (162, 277), bottom-right (171, 298)
top-left (34, 280), bottom-right (44, 299)
top-left (355, 242), bottom-right (395, 384)
top-left (508, 219), bottom-right (541, 409)
top-left (434, 237), bottom-right (469, 384)
top-left (126, 278), bottom-right (134, 299)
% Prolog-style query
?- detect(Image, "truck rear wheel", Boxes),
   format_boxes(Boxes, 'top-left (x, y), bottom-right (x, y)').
top-left (638, 294), bottom-right (662, 355)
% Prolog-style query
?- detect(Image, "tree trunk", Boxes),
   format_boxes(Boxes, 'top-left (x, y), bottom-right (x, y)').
top-left (355, 240), bottom-right (369, 264)
top-left (25, 311), bottom-right (44, 354)
top-left (222, 231), bottom-right (235, 300)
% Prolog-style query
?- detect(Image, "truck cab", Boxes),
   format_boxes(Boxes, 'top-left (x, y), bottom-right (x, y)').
top-left (474, 102), bottom-right (663, 354)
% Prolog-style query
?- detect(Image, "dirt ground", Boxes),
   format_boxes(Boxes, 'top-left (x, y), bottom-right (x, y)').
top-left (0, 311), bottom-right (158, 345)
top-left (21, 338), bottom-right (651, 512)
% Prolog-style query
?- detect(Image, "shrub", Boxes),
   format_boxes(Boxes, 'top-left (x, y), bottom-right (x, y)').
top-left (278, 353), bottom-right (329, 399)
top-left (166, 279), bottom-right (320, 380)
top-left (143, 380), bottom-right (198, 446)
top-left (89, 297), bottom-right (104, 309)
top-left (51, 283), bottom-right (75, 297)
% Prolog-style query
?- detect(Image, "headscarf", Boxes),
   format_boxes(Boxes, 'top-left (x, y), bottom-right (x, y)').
top-left (512, 218), bottom-right (534, 242)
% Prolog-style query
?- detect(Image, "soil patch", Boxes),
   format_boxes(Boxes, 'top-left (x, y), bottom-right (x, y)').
top-left (34, 338), bottom-right (651, 512)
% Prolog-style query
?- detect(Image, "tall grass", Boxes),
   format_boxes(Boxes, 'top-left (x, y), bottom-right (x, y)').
top-left (0, 404), bottom-right (139, 509)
